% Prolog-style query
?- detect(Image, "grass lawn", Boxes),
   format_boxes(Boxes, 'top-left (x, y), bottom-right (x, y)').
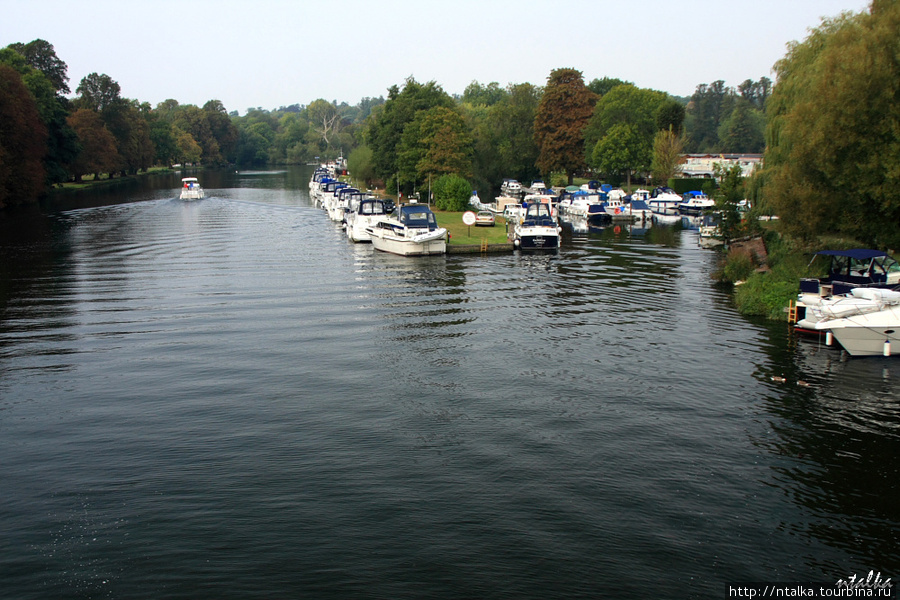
top-left (434, 210), bottom-right (511, 245)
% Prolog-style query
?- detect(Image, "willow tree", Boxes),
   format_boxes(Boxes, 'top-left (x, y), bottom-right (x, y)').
top-left (765, 0), bottom-right (900, 248)
top-left (533, 68), bottom-right (597, 184)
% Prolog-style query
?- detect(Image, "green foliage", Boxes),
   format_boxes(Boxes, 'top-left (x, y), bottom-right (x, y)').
top-left (432, 174), bottom-right (471, 211)
top-left (366, 78), bottom-right (454, 187)
top-left (722, 250), bottom-right (755, 282)
top-left (733, 275), bottom-right (798, 320)
top-left (590, 123), bottom-right (650, 184)
top-left (347, 145), bottom-right (374, 187)
top-left (714, 163), bottom-right (746, 241)
top-left (397, 106), bottom-right (472, 189)
top-left (668, 178), bottom-right (712, 194)
top-left (651, 128), bottom-right (684, 184)
top-left (764, 2), bottom-right (900, 249)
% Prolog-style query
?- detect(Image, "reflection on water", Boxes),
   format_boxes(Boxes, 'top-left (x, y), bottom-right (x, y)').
top-left (0, 167), bottom-right (897, 599)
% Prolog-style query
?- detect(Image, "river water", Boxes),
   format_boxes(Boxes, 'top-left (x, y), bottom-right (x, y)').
top-left (1, 167), bottom-right (897, 599)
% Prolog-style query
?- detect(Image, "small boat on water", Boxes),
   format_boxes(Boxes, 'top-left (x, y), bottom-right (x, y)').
top-left (513, 201), bottom-right (561, 251)
top-left (366, 204), bottom-right (447, 256)
top-left (180, 177), bottom-right (204, 200)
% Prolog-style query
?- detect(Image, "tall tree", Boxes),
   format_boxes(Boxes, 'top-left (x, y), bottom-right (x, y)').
top-left (397, 106), bottom-right (472, 188)
top-left (684, 80), bottom-right (736, 152)
top-left (651, 127), bottom-right (684, 185)
top-left (8, 39), bottom-right (69, 94)
top-left (75, 72), bottom-right (121, 112)
top-left (66, 108), bottom-right (118, 181)
top-left (765, 0), bottom-right (900, 248)
top-left (365, 78), bottom-right (454, 188)
top-left (534, 68), bottom-right (597, 184)
top-left (0, 64), bottom-right (48, 206)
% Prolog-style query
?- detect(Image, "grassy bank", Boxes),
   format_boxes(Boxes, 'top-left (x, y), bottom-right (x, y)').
top-left (433, 210), bottom-right (511, 245)
top-left (720, 224), bottom-right (864, 321)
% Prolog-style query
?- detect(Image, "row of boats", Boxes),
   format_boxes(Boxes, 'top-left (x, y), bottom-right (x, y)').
top-left (309, 166), bottom-right (448, 255)
top-left (792, 249), bottom-right (900, 357)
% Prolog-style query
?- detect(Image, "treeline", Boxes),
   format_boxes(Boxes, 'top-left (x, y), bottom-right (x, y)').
top-left (1, 37), bottom-right (768, 209)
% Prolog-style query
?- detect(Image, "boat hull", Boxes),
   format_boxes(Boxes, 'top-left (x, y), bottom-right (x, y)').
top-left (368, 229), bottom-right (447, 256)
top-left (515, 226), bottom-right (559, 250)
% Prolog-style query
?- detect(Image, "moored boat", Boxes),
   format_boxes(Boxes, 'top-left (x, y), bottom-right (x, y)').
top-left (678, 190), bottom-right (715, 214)
top-left (366, 204), bottom-right (447, 256)
top-left (346, 197), bottom-right (388, 242)
top-left (811, 288), bottom-right (900, 356)
top-left (513, 201), bottom-right (561, 251)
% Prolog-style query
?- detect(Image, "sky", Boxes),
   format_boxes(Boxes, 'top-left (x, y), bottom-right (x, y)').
top-left (3, 0), bottom-right (871, 115)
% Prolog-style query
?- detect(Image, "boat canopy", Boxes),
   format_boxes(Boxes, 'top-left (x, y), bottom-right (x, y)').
top-left (815, 249), bottom-right (889, 260)
top-left (399, 205), bottom-right (438, 230)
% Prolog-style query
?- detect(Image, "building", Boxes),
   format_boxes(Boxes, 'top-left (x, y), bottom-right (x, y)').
top-left (679, 154), bottom-right (763, 178)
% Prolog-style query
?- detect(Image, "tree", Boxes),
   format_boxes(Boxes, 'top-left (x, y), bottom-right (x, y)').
top-left (203, 100), bottom-right (239, 163)
top-left (587, 76), bottom-right (632, 97)
top-left (534, 68), bottom-right (597, 184)
top-left (590, 123), bottom-right (650, 189)
top-left (719, 100), bottom-right (765, 153)
top-left (462, 81), bottom-right (507, 107)
top-left (683, 80), bottom-right (736, 152)
top-left (8, 39), bottom-right (69, 94)
top-left (66, 108), bottom-right (118, 181)
top-left (1, 45), bottom-right (79, 185)
top-left (397, 106), bottom-right (472, 188)
top-left (365, 78), bottom-right (454, 189)
top-left (764, 0), bottom-right (900, 247)
top-left (432, 173), bottom-right (471, 211)
top-left (75, 72), bottom-right (121, 112)
top-left (0, 64), bottom-right (48, 206)
top-left (714, 162), bottom-right (747, 242)
top-left (651, 127), bottom-right (684, 185)
top-left (584, 84), bottom-right (668, 185)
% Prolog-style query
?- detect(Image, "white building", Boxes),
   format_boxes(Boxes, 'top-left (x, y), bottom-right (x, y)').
top-left (679, 154), bottom-right (763, 178)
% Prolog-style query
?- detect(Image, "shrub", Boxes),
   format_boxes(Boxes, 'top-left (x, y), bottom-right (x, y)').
top-left (433, 174), bottom-right (471, 211)
top-left (722, 249), bottom-right (755, 283)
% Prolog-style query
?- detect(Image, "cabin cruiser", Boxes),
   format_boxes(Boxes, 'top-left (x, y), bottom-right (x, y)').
top-left (647, 186), bottom-right (682, 214)
top-left (180, 177), bottom-right (204, 200)
top-left (810, 288), bottom-right (900, 356)
top-left (513, 201), bottom-right (561, 250)
top-left (558, 190), bottom-right (608, 223)
top-left (678, 191), bottom-right (715, 214)
top-left (366, 204), bottom-right (447, 256)
top-left (794, 249), bottom-right (900, 333)
top-left (345, 197), bottom-right (388, 242)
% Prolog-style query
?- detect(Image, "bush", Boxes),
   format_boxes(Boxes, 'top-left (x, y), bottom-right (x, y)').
top-left (722, 249), bottom-right (755, 282)
top-left (433, 174), bottom-right (471, 211)
top-left (734, 274), bottom-right (798, 320)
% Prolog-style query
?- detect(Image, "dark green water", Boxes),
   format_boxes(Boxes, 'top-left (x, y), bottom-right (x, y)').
top-left (1, 167), bottom-right (897, 599)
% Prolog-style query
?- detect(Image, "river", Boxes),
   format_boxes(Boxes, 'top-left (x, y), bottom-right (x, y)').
top-left (1, 167), bottom-right (897, 599)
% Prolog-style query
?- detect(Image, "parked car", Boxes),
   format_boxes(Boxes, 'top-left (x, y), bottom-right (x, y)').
top-left (475, 211), bottom-right (495, 227)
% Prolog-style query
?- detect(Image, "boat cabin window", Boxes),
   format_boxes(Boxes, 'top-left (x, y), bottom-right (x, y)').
top-left (400, 208), bottom-right (437, 230)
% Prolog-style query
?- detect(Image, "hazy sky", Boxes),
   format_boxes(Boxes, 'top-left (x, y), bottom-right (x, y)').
top-left (3, 0), bottom-right (870, 114)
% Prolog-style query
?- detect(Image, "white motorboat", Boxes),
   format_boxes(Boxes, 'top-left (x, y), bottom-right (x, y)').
top-left (513, 201), bottom-right (561, 251)
top-left (346, 197), bottom-right (389, 242)
top-left (678, 191), bottom-right (715, 214)
top-left (366, 204), bottom-right (447, 256)
top-left (180, 177), bottom-right (204, 200)
top-left (812, 288), bottom-right (900, 356)
top-left (794, 249), bottom-right (900, 333)
top-left (558, 190), bottom-right (607, 223)
top-left (647, 186), bottom-right (682, 214)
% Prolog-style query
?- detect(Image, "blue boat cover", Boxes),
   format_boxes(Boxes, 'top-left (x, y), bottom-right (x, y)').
top-left (815, 249), bottom-right (888, 260)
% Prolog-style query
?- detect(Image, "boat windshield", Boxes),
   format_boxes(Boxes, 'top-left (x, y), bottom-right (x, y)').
top-left (399, 206), bottom-right (438, 230)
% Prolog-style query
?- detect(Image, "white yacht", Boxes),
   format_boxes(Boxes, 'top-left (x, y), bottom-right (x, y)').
top-left (180, 177), bottom-right (204, 200)
top-left (346, 197), bottom-right (389, 242)
top-left (366, 204), bottom-right (447, 256)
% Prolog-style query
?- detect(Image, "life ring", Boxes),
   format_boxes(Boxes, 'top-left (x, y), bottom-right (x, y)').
top-left (613, 225), bottom-right (621, 234)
